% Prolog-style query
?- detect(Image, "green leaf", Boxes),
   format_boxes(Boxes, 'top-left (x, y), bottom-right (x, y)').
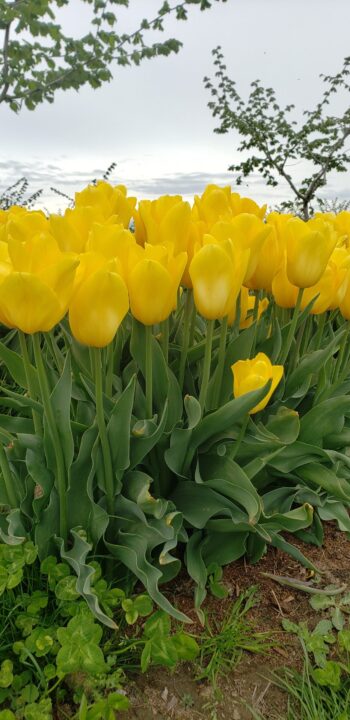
top-left (297, 463), bottom-right (350, 504)
top-left (197, 454), bottom-right (262, 523)
top-left (107, 375), bottom-right (135, 475)
top-left (313, 661), bottom-right (342, 689)
top-left (299, 396), bottom-right (350, 444)
top-left (48, 353), bottom-right (74, 472)
top-left (0, 342), bottom-right (39, 395)
top-left (56, 615), bottom-right (106, 675)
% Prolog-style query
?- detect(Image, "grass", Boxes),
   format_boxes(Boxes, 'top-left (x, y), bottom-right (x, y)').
top-left (195, 586), bottom-right (274, 692)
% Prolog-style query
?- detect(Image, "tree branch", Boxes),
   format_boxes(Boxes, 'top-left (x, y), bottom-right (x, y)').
top-left (0, 20), bottom-right (11, 103)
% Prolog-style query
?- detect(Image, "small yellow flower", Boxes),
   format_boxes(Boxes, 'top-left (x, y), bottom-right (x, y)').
top-left (231, 352), bottom-right (283, 414)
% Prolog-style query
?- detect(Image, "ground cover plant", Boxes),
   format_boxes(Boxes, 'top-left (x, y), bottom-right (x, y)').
top-left (1, 181), bottom-right (350, 716)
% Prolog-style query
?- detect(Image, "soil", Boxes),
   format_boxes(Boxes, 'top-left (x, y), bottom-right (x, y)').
top-left (123, 524), bottom-right (350, 720)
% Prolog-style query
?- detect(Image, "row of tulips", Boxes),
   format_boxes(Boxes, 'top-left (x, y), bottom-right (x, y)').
top-left (0, 181), bottom-right (350, 623)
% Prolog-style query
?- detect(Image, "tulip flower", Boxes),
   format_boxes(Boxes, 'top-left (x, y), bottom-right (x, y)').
top-left (230, 193), bottom-right (266, 219)
top-left (285, 218), bottom-right (338, 288)
top-left (272, 263), bottom-right (299, 309)
top-left (50, 206), bottom-right (105, 254)
top-left (239, 288), bottom-right (269, 329)
top-left (189, 239), bottom-right (249, 320)
top-left (6, 210), bottom-right (48, 243)
top-left (210, 214), bottom-right (272, 283)
top-left (86, 223), bottom-right (136, 279)
top-left (134, 197), bottom-right (192, 254)
top-left (246, 225), bottom-right (283, 292)
top-left (127, 244), bottom-right (187, 325)
top-left (193, 185), bottom-right (232, 227)
top-left (75, 181), bottom-right (136, 226)
top-left (0, 233), bottom-right (79, 333)
top-left (231, 353), bottom-right (283, 414)
top-left (301, 259), bottom-right (347, 315)
top-left (69, 262), bottom-right (129, 347)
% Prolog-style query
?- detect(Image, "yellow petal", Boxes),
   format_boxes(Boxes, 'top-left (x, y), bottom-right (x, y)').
top-left (69, 269), bottom-right (129, 347)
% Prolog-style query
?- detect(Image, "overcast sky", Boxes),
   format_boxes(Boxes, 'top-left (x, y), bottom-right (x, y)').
top-left (1, 0), bottom-right (350, 210)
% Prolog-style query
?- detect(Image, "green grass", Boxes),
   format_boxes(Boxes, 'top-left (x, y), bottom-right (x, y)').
top-left (195, 586), bottom-right (274, 692)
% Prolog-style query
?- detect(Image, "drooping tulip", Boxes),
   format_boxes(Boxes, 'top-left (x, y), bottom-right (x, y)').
top-left (127, 244), bottom-right (187, 325)
top-left (231, 353), bottom-right (283, 414)
top-left (285, 218), bottom-right (338, 288)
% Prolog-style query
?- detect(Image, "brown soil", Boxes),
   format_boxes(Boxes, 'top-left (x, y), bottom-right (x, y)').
top-left (123, 524), bottom-right (350, 720)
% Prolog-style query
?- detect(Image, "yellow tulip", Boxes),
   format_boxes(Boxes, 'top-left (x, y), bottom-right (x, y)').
top-left (0, 261), bottom-right (79, 335)
top-left (6, 210), bottom-right (48, 243)
top-left (329, 247), bottom-right (350, 309)
top-left (239, 288), bottom-right (269, 328)
top-left (134, 197), bottom-right (191, 254)
top-left (231, 352), bottom-right (283, 414)
top-left (210, 214), bottom-right (272, 283)
top-left (193, 185), bottom-right (231, 227)
top-left (285, 218), bottom-right (338, 288)
top-left (50, 206), bottom-right (105, 254)
top-left (189, 240), bottom-right (249, 320)
top-left (69, 266), bottom-right (129, 347)
top-left (300, 261), bottom-right (340, 315)
top-left (230, 193), bottom-right (266, 219)
top-left (246, 225), bottom-right (283, 292)
top-left (272, 263), bottom-right (298, 309)
top-left (127, 244), bottom-right (187, 325)
top-left (75, 181), bottom-right (136, 226)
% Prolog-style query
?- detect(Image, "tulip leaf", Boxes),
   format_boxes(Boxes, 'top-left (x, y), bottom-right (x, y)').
top-left (0, 342), bottom-right (39, 395)
top-left (211, 324), bottom-right (256, 406)
top-left (297, 463), bottom-right (350, 504)
top-left (299, 396), bottom-right (350, 444)
top-left (285, 335), bottom-right (342, 397)
top-left (318, 499), bottom-right (350, 532)
top-left (26, 447), bottom-right (54, 521)
top-left (185, 382), bottom-right (271, 471)
top-left (262, 503), bottom-right (314, 533)
top-left (34, 487), bottom-right (60, 559)
top-left (107, 375), bottom-right (136, 473)
top-left (171, 481), bottom-right (249, 529)
top-left (197, 454), bottom-right (262, 523)
top-left (202, 531), bottom-right (248, 567)
top-left (105, 503), bottom-right (189, 623)
top-left (47, 353), bottom-right (74, 473)
top-left (67, 425), bottom-right (109, 545)
top-left (130, 320), bottom-right (169, 412)
top-left (0, 415), bottom-right (34, 435)
top-left (265, 406), bottom-right (300, 444)
top-left (57, 529), bottom-right (117, 629)
top-left (185, 531), bottom-right (208, 609)
top-left (270, 532), bottom-right (319, 571)
top-left (130, 400), bottom-right (168, 468)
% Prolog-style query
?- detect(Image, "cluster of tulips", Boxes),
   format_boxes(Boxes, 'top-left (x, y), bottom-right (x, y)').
top-left (0, 181), bottom-right (350, 413)
top-left (2, 180), bottom-right (350, 622)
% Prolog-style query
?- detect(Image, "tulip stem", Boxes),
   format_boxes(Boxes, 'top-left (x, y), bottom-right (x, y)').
top-left (33, 333), bottom-right (68, 543)
top-left (145, 325), bottom-right (153, 419)
top-left (161, 318), bottom-right (169, 363)
top-left (105, 342), bottom-right (114, 398)
top-left (280, 288), bottom-right (304, 365)
top-left (18, 331), bottom-right (42, 437)
top-left (179, 290), bottom-right (193, 391)
top-left (93, 348), bottom-right (115, 516)
top-left (212, 315), bottom-right (228, 409)
top-left (199, 319), bottom-right (215, 413)
top-left (0, 442), bottom-right (18, 508)
top-left (231, 414), bottom-right (249, 460)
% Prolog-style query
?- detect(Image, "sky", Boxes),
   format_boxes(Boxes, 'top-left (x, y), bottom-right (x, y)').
top-left (1, 0), bottom-right (350, 211)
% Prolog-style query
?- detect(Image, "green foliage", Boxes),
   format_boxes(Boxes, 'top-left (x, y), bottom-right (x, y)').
top-left (204, 49), bottom-right (350, 218)
top-left (0, 0), bottom-right (227, 111)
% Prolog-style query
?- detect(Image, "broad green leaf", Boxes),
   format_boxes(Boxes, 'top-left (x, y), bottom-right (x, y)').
top-left (107, 374), bottom-right (135, 474)
top-left (0, 342), bottom-right (39, 395)
top-left (297, 463), bottom-right (350, 504)
top-left (299, 396), bottom-right (350, 444)
top-left (197, 454), bottom-right (262, 523)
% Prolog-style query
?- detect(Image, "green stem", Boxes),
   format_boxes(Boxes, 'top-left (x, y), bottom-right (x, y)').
top-left (199, 319), bottom-right (215, 413)
top-left (145, 325), bottom-right (153, 419)
top-left (333, 323), bottom-right (350, 384)
top-left (313, 311), bottom-right (326, 351)
top-left (105, 341), bottom-right (114, 398)
top-left (33, 333), bottom-right (68, 543)
top-left (251, 291), bottom-right (261, 357)
top-left (179, 290), bottom-right (193, 391)
top-left (18, 331), bottom-right (42, 436)
top-left (161, 317), bottom-right (169, 363)
top-left (212, 315), bottom-right (228, 409)
top-left (280, 287), bottom-right (304, 365)
top-left (189, 295), bottom-right (197, 347)
top-left (231, 414), bottom-right (249, 460)
top-left (0, 442), bottom-right (18, 507)
top-left (93, 348), bottom-right (114, 516)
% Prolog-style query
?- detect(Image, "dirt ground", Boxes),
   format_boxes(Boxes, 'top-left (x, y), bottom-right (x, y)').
top-left (123, 524), bottom-right (350, 720)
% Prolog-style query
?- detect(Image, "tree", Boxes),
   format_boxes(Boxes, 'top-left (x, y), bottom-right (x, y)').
top-left (0, 0), bottom-right (226, 112)
top-left (204, 47), bottom-right (350, 219)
